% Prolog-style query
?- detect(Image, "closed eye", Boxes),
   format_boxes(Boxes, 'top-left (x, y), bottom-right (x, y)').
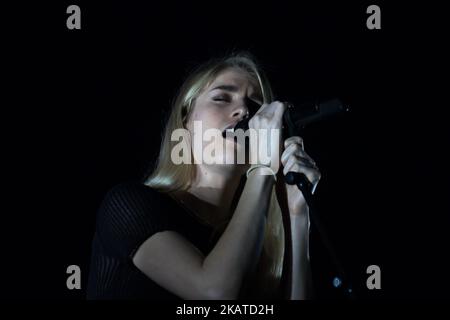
top-left (212, 96), bottom-right (230, 102)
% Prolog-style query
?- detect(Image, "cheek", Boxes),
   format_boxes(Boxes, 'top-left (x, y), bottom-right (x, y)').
top-left (191, 108), bottom-right (223, 130)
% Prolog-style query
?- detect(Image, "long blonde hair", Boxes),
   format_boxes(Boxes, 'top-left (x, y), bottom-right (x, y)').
top-left (144, 52), bottom-right (285, 298)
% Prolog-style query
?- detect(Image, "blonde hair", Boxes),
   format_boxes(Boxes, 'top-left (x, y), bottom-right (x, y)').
top-left (144, 52), bottom-right (285, 298)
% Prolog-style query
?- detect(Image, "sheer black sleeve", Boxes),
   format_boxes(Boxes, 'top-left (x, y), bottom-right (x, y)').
top-left (95, 182), bottom-right (175, 260)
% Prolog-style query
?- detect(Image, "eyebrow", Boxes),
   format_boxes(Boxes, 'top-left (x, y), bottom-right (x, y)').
top-left (210, 84), bottom-right (262, 101)
top-left (210, 84), bottom-right (240, 92)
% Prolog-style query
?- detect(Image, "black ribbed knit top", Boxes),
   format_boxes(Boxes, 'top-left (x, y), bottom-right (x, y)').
top-left (86, 181), bottom-right (216, 299)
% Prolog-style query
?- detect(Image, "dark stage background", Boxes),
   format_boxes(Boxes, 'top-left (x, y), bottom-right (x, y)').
top-left (4, 0), bottom-right (449, 301)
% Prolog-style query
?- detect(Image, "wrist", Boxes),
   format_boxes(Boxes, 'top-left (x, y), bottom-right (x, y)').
top-left (246, 164), bottom-right (277, 181)
top-left (290, 209), bottom-right (310, 231)
top-left (289, 204), bottom-right (309, 218)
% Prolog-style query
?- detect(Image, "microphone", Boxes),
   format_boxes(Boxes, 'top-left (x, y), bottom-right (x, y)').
top-left (222, 98), bottom-right (349, 138)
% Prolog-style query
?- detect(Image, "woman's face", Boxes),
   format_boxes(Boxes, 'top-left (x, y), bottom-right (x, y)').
top-left (186, 67), bottom-right (263, 167)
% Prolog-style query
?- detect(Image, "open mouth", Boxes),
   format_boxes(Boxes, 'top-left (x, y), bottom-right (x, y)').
top-left (222, 123), bottom-right (237, 138)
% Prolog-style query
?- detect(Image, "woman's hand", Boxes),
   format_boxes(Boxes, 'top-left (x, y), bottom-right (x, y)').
top-left (248, 101), bottom-right (286, 174)
top-left (281, 136), bottom-right (321, 216)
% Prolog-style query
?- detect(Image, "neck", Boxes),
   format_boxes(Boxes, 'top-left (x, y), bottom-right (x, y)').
top-left (179, 165), bottom-right (246, 226)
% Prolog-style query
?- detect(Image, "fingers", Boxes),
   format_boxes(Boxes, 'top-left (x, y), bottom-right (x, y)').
top-left (250, 101), bottom-right (287, 131)
top-left (281, 135), bottom-right (321, 191)
top-left (283, 154), bottom-right (321, 186)
top-left (284, 136), bottom-right (304, 150)
top-left (281, 139), bottom-right (316, 169)
top-left (272, 101), bottom-right (287, 118)
top-left (255, 101), bottom-right (287, 118)
top-left (256, 101), bottom-right (286, 112)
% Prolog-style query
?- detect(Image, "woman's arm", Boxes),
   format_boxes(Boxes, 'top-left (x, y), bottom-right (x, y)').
top-left (289, 210), bottom-right (313, 299)
top-left (280, 135), bottom-right (320, 299)
top-left (132, 172), bottom-right (275, 300)
top-left (201, 171), bottom-right (275, 298)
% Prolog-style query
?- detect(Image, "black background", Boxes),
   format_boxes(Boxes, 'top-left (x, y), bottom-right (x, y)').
top-left (4, 0), bottom-right (449, 301)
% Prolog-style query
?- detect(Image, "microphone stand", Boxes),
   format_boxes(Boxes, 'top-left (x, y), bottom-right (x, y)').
top-left (283, 103), bottom-right (355, 299)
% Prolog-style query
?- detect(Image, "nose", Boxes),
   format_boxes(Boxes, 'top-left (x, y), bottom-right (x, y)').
top-left (230, 103), bottom-right (249, 121)
top-left (231, 97), bottom-right (256, 121)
